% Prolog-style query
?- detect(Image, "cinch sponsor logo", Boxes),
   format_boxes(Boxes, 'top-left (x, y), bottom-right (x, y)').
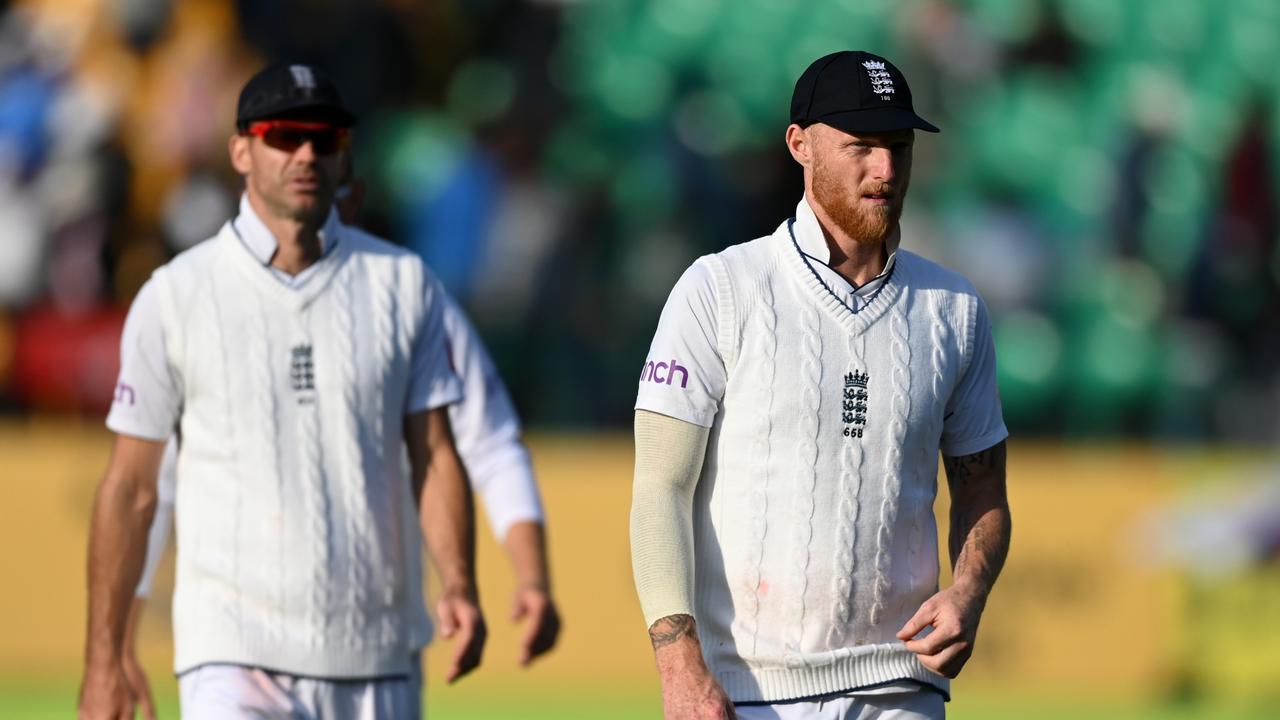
top-left (114, 381), bottom-right (135, 406)
top-left (640, 358), bottom-right (689, 389)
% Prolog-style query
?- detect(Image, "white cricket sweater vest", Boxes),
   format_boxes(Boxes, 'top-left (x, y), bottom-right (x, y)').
top-left (152, 223), bottom-right (441, 678)
top-left (694, 224), bottom-right (984, 702)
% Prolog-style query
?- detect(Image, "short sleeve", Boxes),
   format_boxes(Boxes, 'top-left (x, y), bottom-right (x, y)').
top-left (105, 278), bottom-right (183, 441)
top-left (940, 294), bottom-right (1009, 456)
top-left (634, 260), bottom-right (726, 428)
top-left (406, 269), bottom-right (464, 414)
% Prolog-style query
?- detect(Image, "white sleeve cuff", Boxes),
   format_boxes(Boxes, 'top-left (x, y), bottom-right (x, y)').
top-left (467, 441), bottom-right (544, 540)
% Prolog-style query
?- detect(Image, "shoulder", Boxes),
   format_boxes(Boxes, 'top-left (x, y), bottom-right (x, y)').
top-left (341, 224), bottom-right (421, 265)
top-left (896, 249), bottom-right (981, 300)
top-left (340, 224), bottom-right (437, 285)
top-left (162, 229), bottom-right (231, 275)
top-left (341, 223), bottom-right (411, 256)
top-left (671, 255), bottom-right (717, 293)
top-left (714, 231), bottom-right (781, 271)
top-left (671, 232), bottom-right (781, 302)
top-left (662, 250), bottom-right (744, 318)
top-left (149, 227), bottom-right (234, 305)
top-left (896, 250), bottom-right (990, 358)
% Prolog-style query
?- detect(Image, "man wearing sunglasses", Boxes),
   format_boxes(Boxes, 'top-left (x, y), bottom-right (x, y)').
top-left (80, 63), bottom-right (488, 719)
top-left (109, 163), bottom-right (563, 720)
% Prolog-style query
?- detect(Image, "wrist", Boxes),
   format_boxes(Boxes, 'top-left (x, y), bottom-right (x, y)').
top-left (515, 579), bottom-right (551, 594)
top-left (85, 650), bottom-right (123, 672)
top-left (654, 635), bottom-right (708, 679)
top-left (440, 581), bottom-right (479, 602)
top-left (85, 630), bottom-right (124, 665)
top-left (949, 575), bottom-right (991, 605)
top-left (648, 613), bottom-right (704, 674)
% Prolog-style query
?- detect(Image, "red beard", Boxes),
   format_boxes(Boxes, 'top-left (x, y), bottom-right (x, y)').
top-left (811, 157), bottom-right (903, 245)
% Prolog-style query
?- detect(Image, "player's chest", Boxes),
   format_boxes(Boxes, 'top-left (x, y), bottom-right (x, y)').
top-left (727, 302), bottom-right (962, 441)
top-left (182, 292), bottom-right (414, 408)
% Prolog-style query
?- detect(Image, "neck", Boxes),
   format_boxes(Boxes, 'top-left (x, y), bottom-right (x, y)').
top-left (246, 192), bottom-right (326, 276)
top-left (806, 191), bottom-right (897, 288)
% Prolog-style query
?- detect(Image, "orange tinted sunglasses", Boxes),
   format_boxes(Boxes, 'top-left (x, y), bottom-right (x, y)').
top-left (246, 120), bottom-right (350, 155)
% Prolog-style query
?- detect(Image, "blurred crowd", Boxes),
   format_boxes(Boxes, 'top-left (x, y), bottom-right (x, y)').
top-left (1, 0), bottom-right (1277, 441)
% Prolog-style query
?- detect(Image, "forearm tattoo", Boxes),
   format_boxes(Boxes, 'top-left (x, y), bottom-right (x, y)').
top-left (649, 614), bottom-right (697, 650)
top-left (942, 441), bottom-right (1005, 489)
top-left (954, 514), bottom-right (1004, 583)
top-left (943, 441), bottom-right (1010, 590)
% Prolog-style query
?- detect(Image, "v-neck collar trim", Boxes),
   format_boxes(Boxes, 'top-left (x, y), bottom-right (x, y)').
top-left (792, 196), bottom-right (900, 272)
top-left (779, 217), bottom-right (907, 335)
top-left (220, 219), bottom-right (351, 311)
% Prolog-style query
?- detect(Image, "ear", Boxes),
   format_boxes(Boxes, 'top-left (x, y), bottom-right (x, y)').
top-left (228, 133), bottom-right (252, 175)
top-left (785, 123), bottom-right (815, 169)
top-left (337, 178), bottom-right (366, 224)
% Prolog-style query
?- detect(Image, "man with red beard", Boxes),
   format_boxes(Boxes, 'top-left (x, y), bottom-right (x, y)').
top-left (630, 51), bottom-right (1010, 719)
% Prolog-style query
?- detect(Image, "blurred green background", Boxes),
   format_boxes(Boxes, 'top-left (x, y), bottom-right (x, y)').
top-left (4, 0), bottom-right (1279, 438)
top-left (0, 0), bottom-right (1277, 717)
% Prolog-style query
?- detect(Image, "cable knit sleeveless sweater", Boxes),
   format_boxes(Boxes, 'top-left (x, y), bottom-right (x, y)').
top-left (152, 224), bottom-right (436, 678)
top-left (694, 228), bottom-right (983, 701)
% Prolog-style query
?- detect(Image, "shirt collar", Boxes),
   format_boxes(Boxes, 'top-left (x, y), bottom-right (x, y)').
top-left (793, 194), bottom-right (898, 283)
top-left (234, 194), bottom-right (340, 266)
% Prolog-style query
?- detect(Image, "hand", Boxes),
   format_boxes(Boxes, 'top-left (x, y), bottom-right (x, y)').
top-left (436, 588), bottom-right (487, 683)
top-left (511, 586), bottom-right (560, 666)
top-left (121, 597), bottom-right (156, 720)
top-left (78, 662), bottom-right (135, 720)
top-left (121, 647), bottom-right (156, 720)
top-left (896, 583), bottom-right (986, 678)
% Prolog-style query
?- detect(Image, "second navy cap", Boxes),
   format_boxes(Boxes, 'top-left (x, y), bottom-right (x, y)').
top-left (235, 63), bottom-right (356, 130)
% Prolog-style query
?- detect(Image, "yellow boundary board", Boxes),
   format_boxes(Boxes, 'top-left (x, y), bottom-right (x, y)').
top-left (0, 420), bottom-right (1272, 702)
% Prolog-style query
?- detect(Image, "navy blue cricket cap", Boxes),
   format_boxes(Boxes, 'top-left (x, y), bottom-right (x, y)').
top-left (235, 62), bottom-right (356, 130)
top-left (790, 51), bottom-right (939, 134)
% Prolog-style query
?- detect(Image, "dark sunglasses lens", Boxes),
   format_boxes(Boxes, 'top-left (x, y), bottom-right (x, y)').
top-left (303, 131), bottom-right (341, 154)
top-left (261, 127), bottom-right (343, 154)
top-left (262, 127), bottom-right (302, 152)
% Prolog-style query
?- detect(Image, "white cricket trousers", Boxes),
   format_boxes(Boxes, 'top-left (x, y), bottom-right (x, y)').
top-left (734, 689), bottom-right (945, 720)
top-left (179, 657), bottom-right (422, 720)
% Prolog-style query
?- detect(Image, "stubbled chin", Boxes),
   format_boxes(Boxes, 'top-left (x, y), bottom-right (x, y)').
top-left (285, 200), bottom-right (329, 223)
top-left (811, 179), bottom-right (899, 244)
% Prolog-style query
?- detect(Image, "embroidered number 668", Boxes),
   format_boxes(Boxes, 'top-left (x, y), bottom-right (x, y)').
top-left (843, 427), bottom-right (863, 438)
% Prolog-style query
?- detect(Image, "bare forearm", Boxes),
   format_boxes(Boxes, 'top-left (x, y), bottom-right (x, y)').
top-left (503, 521), bottom-right (551, 592)
top-left (943, 441), bottom-right (1010, 599)
top-left (85, 474), bottom-right (156, 665)
top-left (421, 445), bottom-right (477, 594)
top-left (124, 597), bottom-right (146, 651)
top-left (949, 500), bottom-right (1010, 598)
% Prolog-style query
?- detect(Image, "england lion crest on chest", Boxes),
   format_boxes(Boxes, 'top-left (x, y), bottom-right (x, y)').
top-left (841, 370), bottom-right (869, 439)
